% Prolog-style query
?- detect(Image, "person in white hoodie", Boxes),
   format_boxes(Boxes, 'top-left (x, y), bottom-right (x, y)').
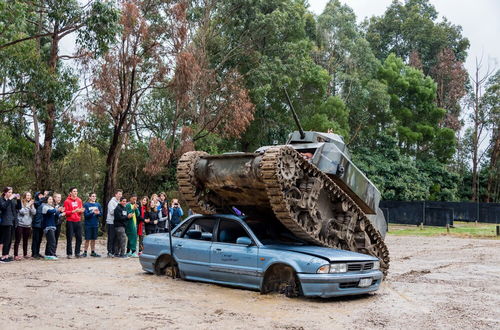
top-left (106, 189), bottom-right (122, 258)
top-left (15, 192), bottom-right (36, 260)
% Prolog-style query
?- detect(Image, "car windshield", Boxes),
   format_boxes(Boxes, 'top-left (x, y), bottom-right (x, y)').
top-left (245, 219), bottom-right (306, 245)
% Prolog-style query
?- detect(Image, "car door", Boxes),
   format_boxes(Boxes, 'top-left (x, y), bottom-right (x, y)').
top-left (173, 217), bottom-right (216, 281)
top-left (210, 219), bottom-right (260, 288)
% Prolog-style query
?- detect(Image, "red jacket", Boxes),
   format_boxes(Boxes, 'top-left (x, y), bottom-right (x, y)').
top-left (64, 196), bottom-right (83, 222)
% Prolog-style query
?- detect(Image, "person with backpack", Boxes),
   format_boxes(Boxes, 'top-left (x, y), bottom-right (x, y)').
top-left (64, 187), bottom-right (84, 258)
top-left (83, 193), bottom-right (102, 257)
top-left (15, 192), bottom-right (36, 260)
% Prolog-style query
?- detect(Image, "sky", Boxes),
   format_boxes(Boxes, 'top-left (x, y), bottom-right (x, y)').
top-left (308, 0), bottom-right (500, 76)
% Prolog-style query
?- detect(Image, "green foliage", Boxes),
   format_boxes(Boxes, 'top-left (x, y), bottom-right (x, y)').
top-left (364, 0), bottom-right (469, 74)
top-left (302, 96), bottom-right (349, 138)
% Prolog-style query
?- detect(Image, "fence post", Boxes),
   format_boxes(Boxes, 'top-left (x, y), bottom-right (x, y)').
top-left (496, 225), bottom-right (499, 237)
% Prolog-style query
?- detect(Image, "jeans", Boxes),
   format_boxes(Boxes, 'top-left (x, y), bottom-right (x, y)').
top-left (66, 221), bottom-right (82, 256)
top-left (14, 226), bottom-right (31, 257)
top-left (31, 227), bottom-right (43, 257)
top-left (45, 228), bottom-right (56, 256)
top-left (114, 226), bottom-right (127, 256)
top-left (107, 223), bottom-right (115, 254)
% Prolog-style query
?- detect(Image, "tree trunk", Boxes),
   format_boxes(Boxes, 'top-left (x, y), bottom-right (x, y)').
top-left (486, 126), bottom-right (500, 202)
top-left (36, 24), bottom-right (59, 190)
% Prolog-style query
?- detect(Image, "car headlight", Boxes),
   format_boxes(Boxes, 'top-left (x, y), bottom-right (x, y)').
top-left (373, 260), bottom-right (380, 270)
top-left (329, 263), bottom-right (347, 273)
top-left (317, 264), bottom-right (330, 274)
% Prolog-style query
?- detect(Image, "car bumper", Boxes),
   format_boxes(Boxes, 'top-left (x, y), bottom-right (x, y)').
top-left (297, 270), bottom-right (383, 298)
top-left (139, 253), bottom-right (157, 273)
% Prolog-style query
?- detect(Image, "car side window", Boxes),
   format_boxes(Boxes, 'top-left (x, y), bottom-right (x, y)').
top-left (217, 220), bottom-right (251, 244)
top-left (181, 218), bottom-right (216, 241)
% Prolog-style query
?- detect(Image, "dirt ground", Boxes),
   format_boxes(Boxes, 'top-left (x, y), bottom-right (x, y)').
top-left (0, 235), bottom-right (499, 329)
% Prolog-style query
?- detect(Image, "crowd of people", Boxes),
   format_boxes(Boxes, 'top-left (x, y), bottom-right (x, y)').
top-left (0, 186), bottom-right (184, 262)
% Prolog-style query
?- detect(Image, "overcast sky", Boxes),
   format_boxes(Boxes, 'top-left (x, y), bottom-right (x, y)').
top-left (308, 0), bottom-right (500, 76)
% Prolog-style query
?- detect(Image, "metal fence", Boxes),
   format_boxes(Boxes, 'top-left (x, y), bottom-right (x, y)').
top-left (380, 201), bottom-right (500, 226)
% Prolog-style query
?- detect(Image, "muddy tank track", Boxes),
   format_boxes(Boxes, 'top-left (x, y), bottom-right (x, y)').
top-left (177, 146), bottom-right (390, 276)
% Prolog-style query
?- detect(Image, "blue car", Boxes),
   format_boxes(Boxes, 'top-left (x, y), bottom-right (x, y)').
top-left (139, 214), bottom-right (383, 298)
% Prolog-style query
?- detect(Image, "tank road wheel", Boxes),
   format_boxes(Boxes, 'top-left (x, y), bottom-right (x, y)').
top-left (261, 264), bottom-right (301, 298)
top-left (155, 254), bottom-right (180, 278)
top-left (276, 148), bottom-right (300, 189)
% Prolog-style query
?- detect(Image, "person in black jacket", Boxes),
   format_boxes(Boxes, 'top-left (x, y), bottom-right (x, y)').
top-left (113, 197), bottom-right (130, 258)
top-left (144, 200), bottom-right (159, 235)
top-left (31, 191), bottom-right (47, 259)
top-left (0, 187), bottom-right (21, 262)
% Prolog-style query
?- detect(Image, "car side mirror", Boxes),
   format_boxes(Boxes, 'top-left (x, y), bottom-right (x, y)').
top-left (236, 237), bottom-right (252, 246)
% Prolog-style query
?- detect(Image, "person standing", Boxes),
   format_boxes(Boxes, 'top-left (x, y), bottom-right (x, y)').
top-left (83, 193), bottom-right (102, 257)
top-left (106, 189), bottom-right (122, 258)
top-left (169, 199), bottom-right (184, 229)
top-left (137, 196), bottom-right (148, 253)
top-left (113, 197), bottom-right (129, 258)
top-left (144, 200), bottom-right (159, 235)
top-left (42, 196), bottom-right (58, 260)
top-left (125, 194), bottom-right (140, 257)
top-left (157, 192), bottom-right (168, 233)
top-left (53, 193), bottom-right (65, 256)
top-left (31, 192), bottom-right (46, 259)
top-left (64, 187), bottom-right (84, 259)
top-left (0, 187), bottom-right (20, 262)
top-left (15, 192), bottom-right (36, 260)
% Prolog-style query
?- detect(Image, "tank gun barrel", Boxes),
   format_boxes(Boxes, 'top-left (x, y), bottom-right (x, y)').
top-left (284, 88), bottom-right (305, 139)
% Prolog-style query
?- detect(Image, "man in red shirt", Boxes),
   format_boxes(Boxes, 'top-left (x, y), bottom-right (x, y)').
top-left (64, 187), bottom-right (84, 258)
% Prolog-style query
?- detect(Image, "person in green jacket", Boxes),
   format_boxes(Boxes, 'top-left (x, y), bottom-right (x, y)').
top-left (125, 194), bottom-right (140, 257)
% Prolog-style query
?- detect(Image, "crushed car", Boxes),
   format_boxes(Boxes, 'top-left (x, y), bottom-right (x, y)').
top-left (140, 214), bottom-right (383, 298)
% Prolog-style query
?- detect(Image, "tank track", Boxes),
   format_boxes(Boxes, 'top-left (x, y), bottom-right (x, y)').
top-left (177, 146), bottom-right (390, 276)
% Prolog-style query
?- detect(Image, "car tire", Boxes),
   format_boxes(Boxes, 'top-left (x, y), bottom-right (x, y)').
top-left (262, 264), bottom-right (301, 298)
top-left (154, 254), bottom-right (180, 278)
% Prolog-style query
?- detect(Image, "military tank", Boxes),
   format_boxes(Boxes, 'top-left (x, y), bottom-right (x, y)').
top-left (176, 95), bottom-right (389, 275)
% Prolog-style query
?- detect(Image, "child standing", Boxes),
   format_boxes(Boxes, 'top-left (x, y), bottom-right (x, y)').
top-left (16, 192), bottom-right (36, 260)
top-left (83, 193), bottom-right (102, 257)
top-left (137, 196), bottom-right (148, 253)
top-left (42, 196), bottom-right (58, 260)
top-left (125, 194), bottom-right (140, 257)
top-left (144, 200), bottom-right (159, 235)
top-left (113, 197), bottom-right (129, 258)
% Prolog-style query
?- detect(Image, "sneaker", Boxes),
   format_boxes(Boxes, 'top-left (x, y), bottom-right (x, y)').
top-left (130, 252), bottom-right (139, 258)
top-left (107, 253), bottom-right (114, 258)
top-left (91, 252), bottom-right (101, 258)
top-left (75, 254), bottom-right (82, 259)
top-left (44, 256), bottom-right (58, 260)
top-left (1, 258), bottom-right (12, 263)
top-left (118, 254), bottom-right (128, 258)
top-left (82, 252), bottom-right (88, 257)
top-left (14, 256), bottom-right (23, 261)
top-left (67, 255), bottom-right (74, 259)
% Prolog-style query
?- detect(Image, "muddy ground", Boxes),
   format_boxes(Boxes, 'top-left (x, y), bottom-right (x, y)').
top-left (0, 235), bottom-right (499, 329)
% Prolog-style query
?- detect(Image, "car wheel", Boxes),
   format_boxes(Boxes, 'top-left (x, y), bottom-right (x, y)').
top-left (154, 254), bottom-right (180, 278)
top-left (262, 264), bottom-right (301, 298)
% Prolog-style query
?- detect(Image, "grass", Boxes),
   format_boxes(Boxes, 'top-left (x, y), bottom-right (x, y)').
top-left (388, 221), bottom-right (500, 239)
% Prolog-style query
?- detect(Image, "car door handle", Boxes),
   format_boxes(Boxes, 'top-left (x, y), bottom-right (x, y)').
top-left (215, 248), bottom-right (222, 252)
top-left (176, 244), bottom-right (183, 248)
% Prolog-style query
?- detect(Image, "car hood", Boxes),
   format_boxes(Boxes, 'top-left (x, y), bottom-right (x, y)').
top-left (263, 244), bottom-right (378, 262)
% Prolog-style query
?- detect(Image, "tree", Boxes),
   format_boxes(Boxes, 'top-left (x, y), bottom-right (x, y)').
top-left (88, 0), bottom-right (171, 204)
top-left (467, 60), bottom-right (496, 201)
top-left (0, 0), bottom-right (119, 190)
top-left (364, 0), bottom-right (469, 133)
top-left (378, 54), bottom-right (455, 162)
